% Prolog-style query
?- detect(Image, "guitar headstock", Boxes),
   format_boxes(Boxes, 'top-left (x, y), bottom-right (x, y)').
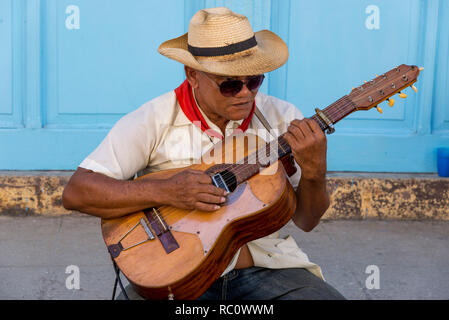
top-left (349, 64), bottom-right (423, 113)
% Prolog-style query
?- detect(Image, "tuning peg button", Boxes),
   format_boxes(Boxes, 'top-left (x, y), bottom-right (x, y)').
top-left (399, 92), bottom-right (407, 99)
top-left (387, 98), bottom-right (395, 107)
top-left (376, 106), bottom-right (383, 114)
top-left (411, 85), bottom-right (418, 93)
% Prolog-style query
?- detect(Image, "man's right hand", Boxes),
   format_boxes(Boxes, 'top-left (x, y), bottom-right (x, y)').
top-left (160, 169), bottom-right (228, 212)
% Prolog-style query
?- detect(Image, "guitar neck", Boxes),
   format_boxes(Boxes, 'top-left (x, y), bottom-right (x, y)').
top-left (210, 63), bottom-right (422, 191)
top-left (218, 94), bottom-right (357, 186)
top-left (275, 94), bottom-right (357, 158)
top-left (310, 95), bottom-right (357, 131)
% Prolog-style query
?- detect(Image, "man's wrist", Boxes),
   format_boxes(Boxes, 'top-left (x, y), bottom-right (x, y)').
top-left (136, 178), bottom-right (168, 207)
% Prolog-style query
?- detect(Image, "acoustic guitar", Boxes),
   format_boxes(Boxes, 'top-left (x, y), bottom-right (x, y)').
top-left (101, 64), bottom-right (422, 299)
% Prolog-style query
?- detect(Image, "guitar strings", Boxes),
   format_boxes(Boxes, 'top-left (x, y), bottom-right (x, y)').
top-left (200, 75), bottom-right (394, 194)
top-left (152, 98), bottom-right (355, 223)
top-left (215, 93), bottom-right (356, 180)
top-left (208, 95), bottom-right (355, 185)
top-left (213, 74), bottom-right (401, 193)
top-left (148, 74), bottom-right (399, 221)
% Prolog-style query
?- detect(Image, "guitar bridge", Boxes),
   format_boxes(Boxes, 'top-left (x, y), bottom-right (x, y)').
top-left (144, 207), bottom-right (179, 254)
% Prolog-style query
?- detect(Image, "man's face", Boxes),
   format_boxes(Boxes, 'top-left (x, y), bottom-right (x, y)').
top-left (195, 71), bottom-right (260, 121)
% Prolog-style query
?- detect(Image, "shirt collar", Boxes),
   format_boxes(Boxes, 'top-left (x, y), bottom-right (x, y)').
top-left (172, 100), bottom-right (245, 131)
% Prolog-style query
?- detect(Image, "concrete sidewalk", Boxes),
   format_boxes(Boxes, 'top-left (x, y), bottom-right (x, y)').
top-left (0, 214), bottom-right (448, 300)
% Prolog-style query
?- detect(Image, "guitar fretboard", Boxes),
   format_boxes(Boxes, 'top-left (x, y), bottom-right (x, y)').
top-left (211, 94), bottom-right (358, 186)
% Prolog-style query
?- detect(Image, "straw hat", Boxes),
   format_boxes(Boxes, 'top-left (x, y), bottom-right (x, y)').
top-left (158, 7), bottom-right (289, 76)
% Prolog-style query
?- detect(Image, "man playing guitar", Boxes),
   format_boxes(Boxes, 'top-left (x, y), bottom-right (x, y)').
top-left (62, 7), bottom-right (345, 300)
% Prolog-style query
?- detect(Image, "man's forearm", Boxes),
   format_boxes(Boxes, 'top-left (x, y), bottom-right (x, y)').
top-left (292, 176), bottom-right (330, 232)
top-left (62, 169), bottom-right (165, 219)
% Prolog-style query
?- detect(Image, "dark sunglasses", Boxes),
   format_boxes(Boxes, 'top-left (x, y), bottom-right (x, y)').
top-left (203, 73), bottom-right (265, 97)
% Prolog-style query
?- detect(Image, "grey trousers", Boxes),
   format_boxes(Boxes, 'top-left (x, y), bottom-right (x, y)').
top-left (116, 267), bottom-right (345, 300)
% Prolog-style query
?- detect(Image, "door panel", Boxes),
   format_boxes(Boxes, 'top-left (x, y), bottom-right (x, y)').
top-left (0, 0), bottom-right (447, 171)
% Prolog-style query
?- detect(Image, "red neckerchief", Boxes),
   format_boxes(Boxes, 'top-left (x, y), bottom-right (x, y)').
top-left (174, 80), bottom-right (255, 140)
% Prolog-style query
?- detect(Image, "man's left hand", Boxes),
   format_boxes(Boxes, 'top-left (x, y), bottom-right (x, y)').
top-left (283, 118), bottom-right (327, 181)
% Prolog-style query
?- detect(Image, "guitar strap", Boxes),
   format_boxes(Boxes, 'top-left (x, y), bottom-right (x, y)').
top-left (254, 106), bottom-right (274, 134)
top-left (254, 106), bottom-right (297, 178)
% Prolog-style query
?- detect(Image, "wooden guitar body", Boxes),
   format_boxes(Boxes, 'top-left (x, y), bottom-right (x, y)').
top-left (101, 133), bottom-right (297, 300)
top-left (101, 64), bottom-right (423, 299)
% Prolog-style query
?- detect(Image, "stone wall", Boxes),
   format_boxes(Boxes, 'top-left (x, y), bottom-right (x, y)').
top-left (1, 172), bottom-right (448, 219)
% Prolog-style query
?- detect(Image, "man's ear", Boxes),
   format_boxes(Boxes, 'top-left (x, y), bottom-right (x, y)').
top-left (185, 66), bottom-right (199, 89)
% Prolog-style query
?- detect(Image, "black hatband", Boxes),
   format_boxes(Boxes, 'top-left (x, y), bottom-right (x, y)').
top-left (188, 35), bottom-right (257, 57)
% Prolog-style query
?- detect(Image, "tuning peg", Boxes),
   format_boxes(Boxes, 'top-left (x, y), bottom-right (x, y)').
top-left (376, 106), bottom-right (383, 114)
top-left (387, 98), bottom-right (395, 107)
top-left (399, 92), bottom-right (407, 98)
top-left (419, 67), bottom-right (424, 71)
top-left (364, 80), bottom-right (367, 83)
top-left (411, 85), bottom-right (418, 93)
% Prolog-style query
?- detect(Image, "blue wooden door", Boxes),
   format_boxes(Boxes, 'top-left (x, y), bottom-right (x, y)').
top-left (0, 0), bottom-right (448, 172)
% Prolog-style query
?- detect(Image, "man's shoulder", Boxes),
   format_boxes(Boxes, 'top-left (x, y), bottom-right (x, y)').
top-left (134, 90), bottom-right (177, 117)
top-left (117, 90), bottom-right (178, 127)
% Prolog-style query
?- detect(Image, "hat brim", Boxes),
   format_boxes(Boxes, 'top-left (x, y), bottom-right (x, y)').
top-left (158, 30), bottom-right (289, 76)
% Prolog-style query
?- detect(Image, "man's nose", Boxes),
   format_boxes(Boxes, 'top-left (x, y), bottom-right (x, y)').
top-left (236, 82), bottom-right (252, 97)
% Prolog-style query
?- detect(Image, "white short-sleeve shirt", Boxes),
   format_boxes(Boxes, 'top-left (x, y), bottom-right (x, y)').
top-left (79, 90), bottom-right (323, 279)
